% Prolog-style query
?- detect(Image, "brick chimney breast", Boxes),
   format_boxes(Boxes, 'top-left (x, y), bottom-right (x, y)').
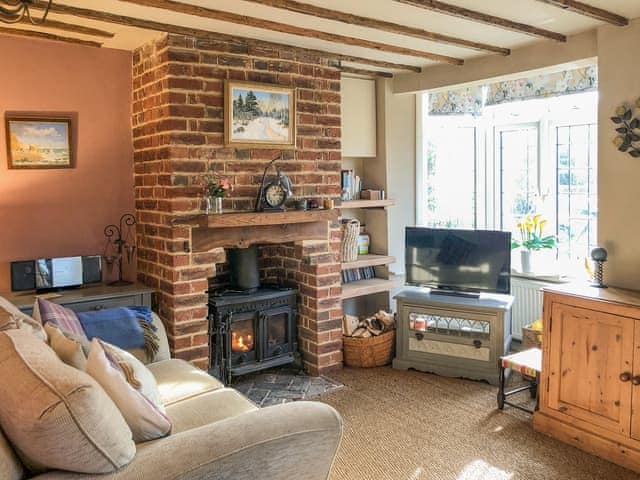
top-left (132, 33), bottom-right (343, 375)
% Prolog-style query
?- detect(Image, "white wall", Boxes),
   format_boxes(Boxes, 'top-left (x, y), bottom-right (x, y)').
top-left (596, 20), bottom-right (640, 289)
top-left (377, 79), bottom-right (416, 275)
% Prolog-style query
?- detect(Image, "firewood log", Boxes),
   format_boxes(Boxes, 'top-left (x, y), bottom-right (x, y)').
top-left (342, 314), bottom-right (360, 336)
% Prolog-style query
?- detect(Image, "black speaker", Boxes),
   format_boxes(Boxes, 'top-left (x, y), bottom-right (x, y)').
top-left (82, 256), bottom-right (103, 284)
top-left (10, 260), bottom-right (36, 292)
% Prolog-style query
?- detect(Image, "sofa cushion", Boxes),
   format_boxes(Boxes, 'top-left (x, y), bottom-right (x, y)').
top-left (0, 296), bottom-right (47, 342)
top-left (166, 388), bottom-right (257, 434)
top-left (0, 330), bottom-right (135, 474)
top-left (86, 339), bottom-right (171, 443)
top-left (44, 323), bottom-right (87, 370)
top-left (147, 358), bottom-right (224, 406)
top-left (0, 428), bottom-right (23, 480)
top-left (33, 297), bottom-right (85, 337)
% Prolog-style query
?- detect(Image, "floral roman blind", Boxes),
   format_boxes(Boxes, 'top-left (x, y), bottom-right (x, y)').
top-left (428, 85), bottom-right (484, 116)
top-left (485, 65), bottom-right (597, 106)
top-left (428, 65), bottom-right (597, 115)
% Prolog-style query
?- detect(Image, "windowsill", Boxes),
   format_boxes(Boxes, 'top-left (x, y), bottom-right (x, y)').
top-left (510, 270), bottom-right (571, 283)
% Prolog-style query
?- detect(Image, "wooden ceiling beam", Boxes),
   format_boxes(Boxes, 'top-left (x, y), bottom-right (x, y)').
top-left (0, 26), bottom-right (102, 47)
top-left (535, 0), bottom-right (628, 26)
top-left (117, 0), bottom-right (463, 64)
top-left (340, 66), bottom-right (393, 78)
top-left (32, 1), bottom-right (422, 72)
top-left (330, 54), bottom-right (419, 73)
top-left (242, 0), bottom-right (509, 56)
top-left (21, 18), bottom-right (115, 38)
top-left (394, 0), bottom-right (567, 42)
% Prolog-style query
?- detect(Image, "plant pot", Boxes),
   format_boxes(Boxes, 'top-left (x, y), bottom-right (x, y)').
top-left (521, 250), bottom-right (534, 273)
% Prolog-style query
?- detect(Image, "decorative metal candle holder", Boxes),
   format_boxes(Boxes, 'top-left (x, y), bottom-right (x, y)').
top-left (590, 247), bottom-right (608, 288)
top-left (103, 213), bottom-right (137, 286)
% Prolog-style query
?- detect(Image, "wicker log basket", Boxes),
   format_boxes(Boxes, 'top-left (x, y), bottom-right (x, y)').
top-left (341, 218), bottom-right (360, 263)
top-left (342, 311), bottom-right (395, 368)
top-left (343, 330), bottom-right (395, 368)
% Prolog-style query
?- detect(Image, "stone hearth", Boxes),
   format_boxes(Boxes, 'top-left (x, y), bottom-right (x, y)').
top-left (131, 33), bottom-right (344, 375)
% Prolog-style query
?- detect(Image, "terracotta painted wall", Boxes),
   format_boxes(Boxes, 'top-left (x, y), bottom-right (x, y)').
top-left (0, 36), bottom-right (134, 291)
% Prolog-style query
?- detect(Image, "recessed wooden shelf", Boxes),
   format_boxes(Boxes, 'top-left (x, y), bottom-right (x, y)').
top-left (340, 199), bottom-right (395, 209)
top-left (341, 276), bottom-right (401, 300)
top-left (341, 254), bottom-right (395, 271)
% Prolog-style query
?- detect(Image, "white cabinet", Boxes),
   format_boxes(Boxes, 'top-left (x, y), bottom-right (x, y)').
top-left (341, 77), bottom-right (376, 157)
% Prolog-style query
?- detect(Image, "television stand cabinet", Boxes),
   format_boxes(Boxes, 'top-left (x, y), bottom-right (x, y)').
top-left (393, 288), bottom-right (514, 385)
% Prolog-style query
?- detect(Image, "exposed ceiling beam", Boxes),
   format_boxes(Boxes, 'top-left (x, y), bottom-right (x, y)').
top-left (32, 1), bottom-right (422, 72)
top-left (329, 55), bottom-right (419, 73)
top-left (340, 66), bottom-right (393, 78)
top-left (21, 18), bottom-right (115, 38)
top-left (394, 0), bottom-right (567, 42)
top-left (243, 0), bottom-right (509, 56)
top-left (535, 0), bottom-right (628, 26)
top-left (0, 26), bottom-right (102, 47)
top-left (118, 0), bottom-right (463, 64)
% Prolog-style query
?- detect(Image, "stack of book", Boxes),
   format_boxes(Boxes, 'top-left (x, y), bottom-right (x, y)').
top-left (341, 266), bottom-right (376, 284)
top-left (341, 169), bottom-right (361, 200)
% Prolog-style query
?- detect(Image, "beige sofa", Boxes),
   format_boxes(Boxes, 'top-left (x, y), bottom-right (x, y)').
top-left (0, 312), bottom-right (343, 480)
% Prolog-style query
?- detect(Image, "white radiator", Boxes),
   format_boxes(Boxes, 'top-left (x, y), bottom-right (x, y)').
top-left (510, 277), bottom-right (556, 340)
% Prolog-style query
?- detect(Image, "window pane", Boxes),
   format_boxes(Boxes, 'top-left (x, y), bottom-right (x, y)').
top-left (423, 124), bottom-right (476, 228)
top-left (500, 126), bottom-right (538, 234)
top-left (556, 124), bottom-right (597, 261)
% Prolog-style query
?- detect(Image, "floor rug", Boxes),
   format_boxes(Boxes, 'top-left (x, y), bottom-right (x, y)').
top-left (319, 367), bottom-right (637, 480)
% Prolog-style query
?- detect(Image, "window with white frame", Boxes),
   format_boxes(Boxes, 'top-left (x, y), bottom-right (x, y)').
top-left (418, 90), bottom-right (598, 272)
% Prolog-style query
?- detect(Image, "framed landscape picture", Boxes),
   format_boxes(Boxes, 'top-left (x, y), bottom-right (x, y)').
top-left (5, 115), bottom-right (73, 169)
top-left (224, 80), bottom-right (295, 148)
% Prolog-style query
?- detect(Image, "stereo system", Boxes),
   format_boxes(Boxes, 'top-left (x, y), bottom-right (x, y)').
top-left (10, 256), bottom-right (103, 292)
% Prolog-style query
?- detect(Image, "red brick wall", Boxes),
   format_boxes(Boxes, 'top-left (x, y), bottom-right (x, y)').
top-left (132, 33), bottom-right (343, 374)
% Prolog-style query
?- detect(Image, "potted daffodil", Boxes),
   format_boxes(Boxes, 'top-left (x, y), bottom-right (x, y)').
top-left (511, 214), bottom-right (556, 273)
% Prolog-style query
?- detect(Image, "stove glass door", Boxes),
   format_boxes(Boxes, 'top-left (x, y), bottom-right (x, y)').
top-left (262, 306), bottom-right (292, 358)
top-left (230, 314), bottom-right (257, 365)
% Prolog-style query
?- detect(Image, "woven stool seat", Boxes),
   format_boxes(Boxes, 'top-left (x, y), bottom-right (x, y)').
top-left (501, 348), bottom-right (542, 378)
top-left (497, 348), bottom-right (542, 414)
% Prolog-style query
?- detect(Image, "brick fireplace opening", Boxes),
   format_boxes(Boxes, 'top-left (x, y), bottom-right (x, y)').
top-left (132, 33), bottom-right (344, 375)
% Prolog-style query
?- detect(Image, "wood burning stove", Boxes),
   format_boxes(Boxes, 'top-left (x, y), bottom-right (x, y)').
top-left (208, 287), bottom-right (298, 384)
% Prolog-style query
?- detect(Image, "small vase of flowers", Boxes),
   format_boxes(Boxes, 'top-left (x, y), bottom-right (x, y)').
top-left (203, 174), bottom-right (231, 214)
top-left (511, 214), bottom-right (556, 273)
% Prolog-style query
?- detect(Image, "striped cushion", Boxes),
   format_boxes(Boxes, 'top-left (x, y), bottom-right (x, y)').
top-left (33, 298), bottom-right (85, 336)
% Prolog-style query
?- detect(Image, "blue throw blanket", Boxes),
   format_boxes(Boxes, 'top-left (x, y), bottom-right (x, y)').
top-left (78, 306), bottom-right (154, 351)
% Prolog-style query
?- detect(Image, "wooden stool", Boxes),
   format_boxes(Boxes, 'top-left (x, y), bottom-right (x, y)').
top-left (497, 348), bottom-right (542, 414)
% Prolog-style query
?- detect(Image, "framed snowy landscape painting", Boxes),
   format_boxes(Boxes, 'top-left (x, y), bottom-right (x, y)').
top-left (224, 81), bottom-right (295, 148)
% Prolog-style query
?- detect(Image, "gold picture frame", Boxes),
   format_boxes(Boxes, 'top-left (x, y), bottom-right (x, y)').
top-left (5, 114), bottom-right (73, 169)
top-left (224, 80), bottom-right (296, 149)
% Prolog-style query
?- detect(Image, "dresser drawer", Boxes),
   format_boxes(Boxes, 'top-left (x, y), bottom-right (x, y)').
top-left (64, 295), bottom-right (144, 313)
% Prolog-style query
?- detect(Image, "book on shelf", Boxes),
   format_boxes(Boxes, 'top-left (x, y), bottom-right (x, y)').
top-left (341, 266), bottom-right (376, 284)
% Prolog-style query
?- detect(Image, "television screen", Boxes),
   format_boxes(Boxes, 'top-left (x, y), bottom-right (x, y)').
top-left (405, 227), bottom-right (511, 294)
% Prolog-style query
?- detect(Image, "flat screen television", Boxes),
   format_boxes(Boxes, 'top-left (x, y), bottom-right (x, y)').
top-left (405, 227), bottom-right (511, 295)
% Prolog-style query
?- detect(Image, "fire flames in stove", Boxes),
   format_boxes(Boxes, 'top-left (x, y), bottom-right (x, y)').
top-left (232, 331), bottom-right (254, 352)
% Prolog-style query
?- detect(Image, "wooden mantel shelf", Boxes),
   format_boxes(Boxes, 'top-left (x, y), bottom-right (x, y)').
top-left (191, 209), bottom-right (339, 251)
top-left (198, 209), bottom-right (338, 228)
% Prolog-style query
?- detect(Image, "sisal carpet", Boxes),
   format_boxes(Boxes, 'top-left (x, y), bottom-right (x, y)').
top-left (319, 367), bottom-right (638, 480)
